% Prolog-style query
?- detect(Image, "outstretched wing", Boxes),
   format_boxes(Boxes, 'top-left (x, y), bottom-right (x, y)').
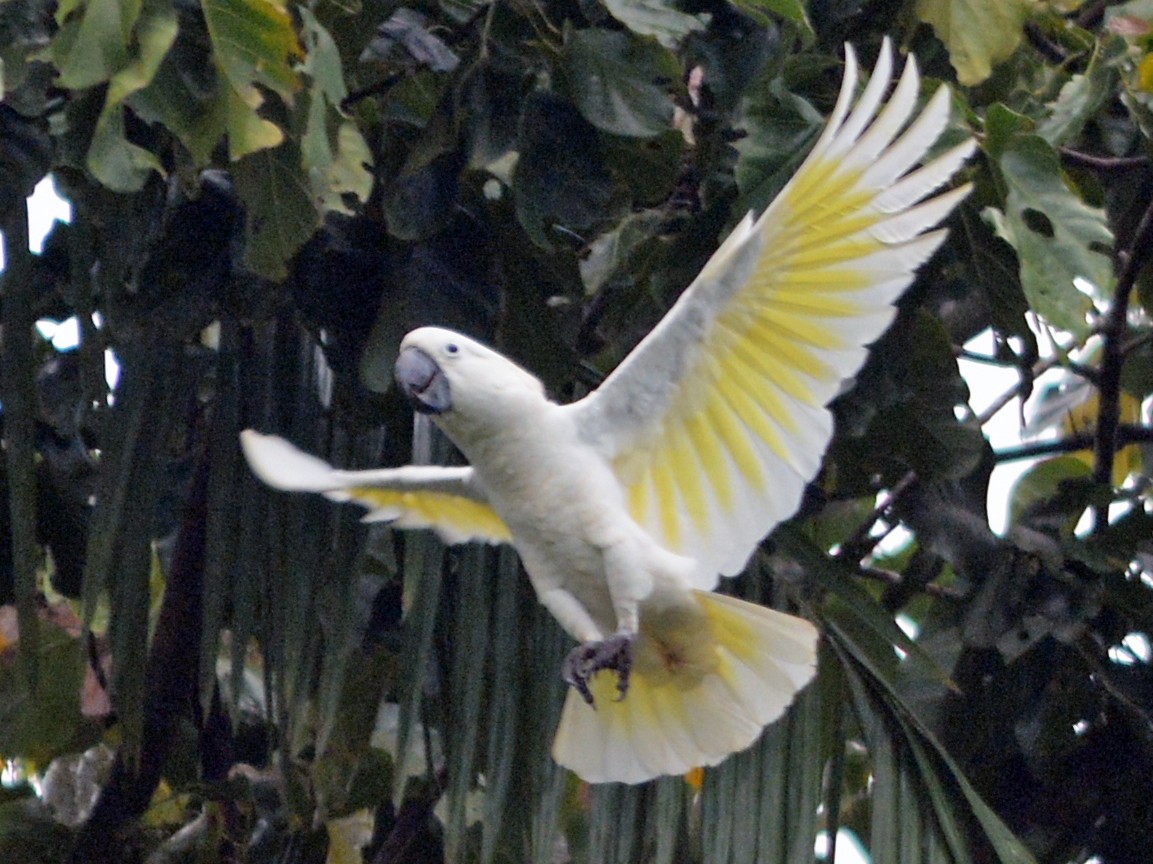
top-left (570, 41), bottom-right (975, 587)
top-left (240, 430), bottom-right (511, 545)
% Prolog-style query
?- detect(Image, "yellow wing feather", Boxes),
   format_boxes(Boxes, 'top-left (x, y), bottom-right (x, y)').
top-left (350, 488), bottom-right (511, 543)
top-left (239, 430), bottom-right (510, 546)
top-left (581, 40), bottom-right (976, 586)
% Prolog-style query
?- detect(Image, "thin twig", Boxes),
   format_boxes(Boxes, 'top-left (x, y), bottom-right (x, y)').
top-left (1059, 148), bottom-right (1151, 174)
top-left (341, 72), bottom-right (403, 111)
top-left (839, 471), bottom-right (918, 561)
top-left (1075, 0), bottom-right (1109, 30)
top-left (954, 348), bottom-right (1016, 367)
top-left (974, 347), bottom-right (1073, 426)
top-left (1121, 328), bottom-right (1153, 358)
top-left (957, 346), bottom-right (1099, 384)
top-left (1076, 640), bottom-right (1153, 738)
top-left (1024, 21), bottom-right (1068, 65)
top-left (858, 566), bottom-right (966, 601)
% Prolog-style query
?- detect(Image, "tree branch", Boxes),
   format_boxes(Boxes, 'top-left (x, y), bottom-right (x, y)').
top-left (1091, 192), bottom-right (1153, 530)
top-left (995, 424), bottom-right (1153, 463)
top-left (70, 453), bottom-right (210, 863)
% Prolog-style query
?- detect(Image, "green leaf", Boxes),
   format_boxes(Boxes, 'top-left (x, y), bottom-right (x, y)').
top-left (232, 140), bottom-right (319, 278)
top-left (560, 28), bottom-right (678, 138)
top-left (130, 40), bottom-right (221, 165)
top-left (728, 0), bottom-right (813, 37)
top-left (983, 134), bottom-right (1112, 336)
top-left (513, 91), bottom-right (619, 248)
top-left (834, 619), bottom-right (1039, 864)
top-left (221, 77), bottom-right (288, 159)
top-left (0, 105), bottom-right (52, 221)
top-left (915, 0), bottom-right (1033, 86)
top-left (578, 210), bottom-right (666, 295)
top-left (323, 121), bottom-right (373, 211)
top-left (983, 103), bottom-right (1033, 161)
top-left (0, 800), bottom-right (75, 861)
top-left (1121, 337), bottom-right (1153, 399)
top-left (598, 0), bottom-right (706, 48)
top-left (50, 0), bottom-right (136, 89)
top-left (462, 64), bottom-right (524, 169)
top-left (299, 6), bottom-right (349, 105)
top-left (602, 130), bottom-right (684, 206)
top-left (1007, 455), bottom-right (1093, 530)
top-left (0, 0), bottom-right (56, 110)
top-left (85, 0), bottom-right (178, 191)
top-left (735, 75), bottom-right (824, 213)
top-left (85, 110), bottom-right (163, 193)
top-left (136, 31), bottom-right (286, 164)
top-left (1036, 41), bottom-right (1122, 147)
top-left (776, 525), bottom-right (954, 690)
top-left (956, 204), bottom-right (1033, 339)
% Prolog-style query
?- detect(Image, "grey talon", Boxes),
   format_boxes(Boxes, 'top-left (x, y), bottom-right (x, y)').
top-left (561, 633), bottom-right (635, 709)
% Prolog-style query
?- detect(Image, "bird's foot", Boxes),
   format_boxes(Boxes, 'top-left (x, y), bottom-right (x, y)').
top-left (562, 633), bottom-right (635, 708)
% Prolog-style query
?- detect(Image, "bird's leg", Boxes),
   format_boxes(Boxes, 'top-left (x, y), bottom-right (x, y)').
top-left (558, 539), bottom-right (652, 706)
top-left (561, 632), bottom-right (636, 708)
top-left (536, 586), bottom-right (631, 705)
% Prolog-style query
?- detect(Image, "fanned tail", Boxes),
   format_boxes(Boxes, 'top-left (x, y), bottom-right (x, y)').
top-left (552, 590), bottom-right (818, 784)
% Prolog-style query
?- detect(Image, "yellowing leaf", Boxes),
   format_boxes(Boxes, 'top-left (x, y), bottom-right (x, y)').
top-left (298, 8), bottom-right (373, 211)
top-left (326, 810), bottom-right (374, 864)
top-left (1064, 388), bottom-right (1144, 485)
top-left (220, 78), bottom-right (286, 159)
top-left (201, 0), bottom-right (302, 160)
top-left (141, 780), bottom-right (192, 828)
top-left (323, 121), bottom-right (373, 212)
top-left (202, 0), bottom-right (301, 104)
top-left (915, 0), bottom-right (1035, 85)
top-left (1139, 53), bottom-right (1153, 92)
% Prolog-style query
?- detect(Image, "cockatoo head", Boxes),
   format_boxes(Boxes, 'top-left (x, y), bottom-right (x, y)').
top-left (395, 327), bottom-right (547, 433)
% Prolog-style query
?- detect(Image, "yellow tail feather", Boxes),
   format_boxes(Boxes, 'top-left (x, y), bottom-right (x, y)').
top-left (551, 591), bottom-right (818, 784)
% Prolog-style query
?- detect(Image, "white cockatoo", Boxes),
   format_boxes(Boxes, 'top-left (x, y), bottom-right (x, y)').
top-left (241, 41), bottom-right (975, 785)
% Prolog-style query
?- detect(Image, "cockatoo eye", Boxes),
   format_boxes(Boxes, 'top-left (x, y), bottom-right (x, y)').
top-left (445, 343), bottom-right (459, 355)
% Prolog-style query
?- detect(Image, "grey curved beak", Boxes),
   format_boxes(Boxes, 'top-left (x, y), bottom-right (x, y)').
top-left (395, 346), bottom-right (452, 414)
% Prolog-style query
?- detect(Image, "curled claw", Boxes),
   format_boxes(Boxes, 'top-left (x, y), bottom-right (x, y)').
top-left (561, 633), bottom-right (635, 708)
